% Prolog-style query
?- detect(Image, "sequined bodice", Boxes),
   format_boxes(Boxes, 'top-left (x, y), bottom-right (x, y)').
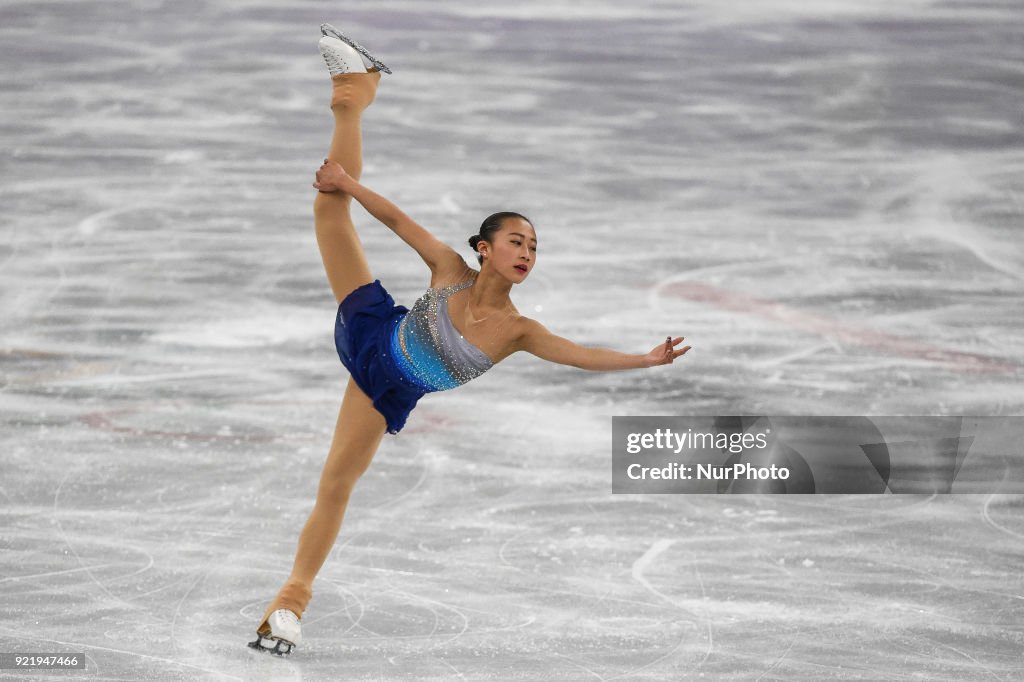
top-left (388, 275), bottom-right (494, 393)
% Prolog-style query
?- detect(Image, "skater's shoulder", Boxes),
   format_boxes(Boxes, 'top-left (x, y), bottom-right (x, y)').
top-left (428, 256), bottom-right (474, 290)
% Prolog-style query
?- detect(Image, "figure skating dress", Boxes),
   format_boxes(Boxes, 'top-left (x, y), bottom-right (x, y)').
top-left (334, 272), bottom-right (494, 434)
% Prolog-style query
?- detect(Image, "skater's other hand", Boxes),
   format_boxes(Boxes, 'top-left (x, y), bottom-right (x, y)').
top-left (643, 336), bottom-right (691, 367)
top-left (313, 159), bottom-right (354, 193)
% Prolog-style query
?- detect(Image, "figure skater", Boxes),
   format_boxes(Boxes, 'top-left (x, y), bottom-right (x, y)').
top-left (249, 23), bottom-right (692, 656)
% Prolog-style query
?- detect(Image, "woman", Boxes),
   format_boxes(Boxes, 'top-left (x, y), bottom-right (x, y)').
top-left (249, 23), bottom-right (692, 656)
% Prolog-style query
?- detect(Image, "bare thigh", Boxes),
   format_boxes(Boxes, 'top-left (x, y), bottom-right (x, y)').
top-left (314, 192), bottom-right (375, 305)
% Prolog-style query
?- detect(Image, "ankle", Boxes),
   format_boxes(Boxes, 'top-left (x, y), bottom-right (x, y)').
top-left (330, 70), bottom-right (381, 85)
top-left (276, 579), bottom-right (313, 617)
top-left (330, 85), bottom-right (375, 113)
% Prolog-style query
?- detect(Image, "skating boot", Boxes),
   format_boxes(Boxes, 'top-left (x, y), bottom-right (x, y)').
top-left (247, 609), bottom-right (302, 656)
top-left (321, 22), bottom-right (392, 74)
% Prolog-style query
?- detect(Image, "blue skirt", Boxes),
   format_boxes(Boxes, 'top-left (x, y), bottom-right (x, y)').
top-left (334, 280), bottom-right (426, 435)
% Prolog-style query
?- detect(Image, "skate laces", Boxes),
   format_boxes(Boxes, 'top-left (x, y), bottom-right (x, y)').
top-left (274, 609), bottom-right (299, 626)
top-left (320, 42), bottom-right (352, 75)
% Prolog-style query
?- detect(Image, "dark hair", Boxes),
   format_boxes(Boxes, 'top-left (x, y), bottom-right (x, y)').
top-left (468, 211), bottom-right (534, 266)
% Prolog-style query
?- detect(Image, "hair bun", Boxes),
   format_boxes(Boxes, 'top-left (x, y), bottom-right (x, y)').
top-left (468, 234), bottom-right (481, 249)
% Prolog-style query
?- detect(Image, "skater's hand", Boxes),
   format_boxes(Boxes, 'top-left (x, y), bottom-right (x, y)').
top-left (313, 159), bottom-right (355, 193)
top-left (643, 336), bottom-right (691, 367)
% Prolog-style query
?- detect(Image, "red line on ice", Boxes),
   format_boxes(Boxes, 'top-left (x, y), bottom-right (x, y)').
top-left (665, 282), bottom-right (1017, 375)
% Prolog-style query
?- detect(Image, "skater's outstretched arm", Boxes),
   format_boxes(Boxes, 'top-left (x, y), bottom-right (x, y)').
top-left (513, 317), bottom-right (691, 370)
top-left (314, 159), bottom-right (460, 271)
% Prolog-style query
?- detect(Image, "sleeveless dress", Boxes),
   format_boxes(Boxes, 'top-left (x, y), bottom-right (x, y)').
top-left (334, 273), bottom-right (495, 434)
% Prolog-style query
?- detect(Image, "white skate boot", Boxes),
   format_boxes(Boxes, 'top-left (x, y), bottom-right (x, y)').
top-left (247, 608), bottom-right (302, 656)
top-left (319, 36), bottom-right (369, 76)
top-left (320, 22), bottom-right (392, 74)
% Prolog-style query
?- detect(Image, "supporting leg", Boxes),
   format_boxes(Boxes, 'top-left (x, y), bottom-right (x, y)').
top-left (256, 376), bottom-right (388, 636)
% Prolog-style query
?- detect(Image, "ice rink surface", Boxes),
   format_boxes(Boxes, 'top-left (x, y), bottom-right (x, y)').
top-left (2, 0), bottom-right (1023, 679)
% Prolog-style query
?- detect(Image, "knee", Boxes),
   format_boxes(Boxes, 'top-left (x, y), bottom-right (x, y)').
top-left (316, 481), bottom-right (349, 509)
top-left (317, 466), bottom-right (363, 503)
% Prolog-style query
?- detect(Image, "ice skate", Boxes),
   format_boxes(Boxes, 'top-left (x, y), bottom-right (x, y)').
top-left (319, 36), bottom-right (369, 76)
top-left (320, 22), bottom-right (392, 74)
top-left (247, 608), bottom-right (302, 656)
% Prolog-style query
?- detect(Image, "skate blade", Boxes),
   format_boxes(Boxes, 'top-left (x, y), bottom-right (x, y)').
top-left (247, 633), bottom-right (295, 656)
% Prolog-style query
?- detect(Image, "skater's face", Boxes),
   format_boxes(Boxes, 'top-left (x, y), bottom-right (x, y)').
top-left (485, 218), bottom-right (537, 281)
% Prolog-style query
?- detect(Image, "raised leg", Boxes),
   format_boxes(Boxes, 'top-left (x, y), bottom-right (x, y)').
top-left (314, 69), bottom-right (383, 304)
top-left (256, 376), bottom-right (388, 636)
